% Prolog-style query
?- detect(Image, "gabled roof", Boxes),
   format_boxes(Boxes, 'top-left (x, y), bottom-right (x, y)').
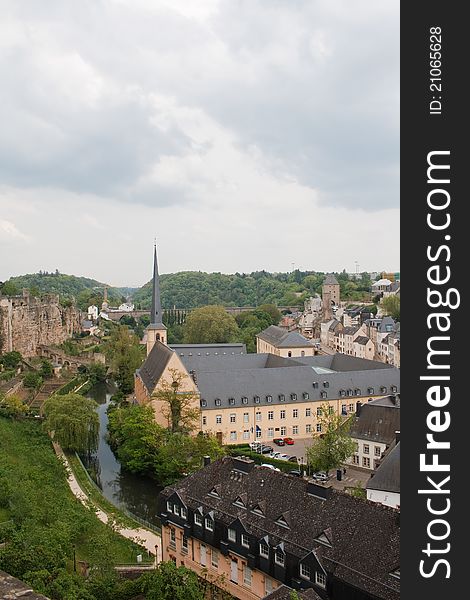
top-left (350, 400), bottom-right (400, 444)
top-left (367, 442), bottom-right (400, 494)
top-left (257, 325), bottom-right (315, 348)
top-left (137, 341), bottom-right (174, 394)
top-left (262, 584), bottom-right (323, 600)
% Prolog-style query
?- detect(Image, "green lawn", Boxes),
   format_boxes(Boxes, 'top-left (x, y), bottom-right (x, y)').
top-left (0, 417), bottom-right (150, 579)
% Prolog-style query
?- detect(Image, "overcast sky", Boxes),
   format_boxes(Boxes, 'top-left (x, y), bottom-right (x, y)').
top-left (0, 0), bottom-right (399, 287)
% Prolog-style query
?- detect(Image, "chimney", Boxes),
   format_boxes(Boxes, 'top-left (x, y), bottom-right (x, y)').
top-left (203, 455), bottom-right (211, 467)
top-left (232, 456), bottom-right (255, 474)
top-left (395, 431), bottom-right (400, 444)
top-left (307, 481), bottom-right (333, 500)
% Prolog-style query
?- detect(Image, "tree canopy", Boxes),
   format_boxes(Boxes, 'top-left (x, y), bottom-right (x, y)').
top-left (183, 305), bottom-right (239, 344)
top-left (381, 294), bottom-right (400, 320)
top-left (306, 404), bottom-right (356, 473)
top-left (103, 325), bottom-right (144, 393)
top-left (43, 393), bottom-right (99, 454)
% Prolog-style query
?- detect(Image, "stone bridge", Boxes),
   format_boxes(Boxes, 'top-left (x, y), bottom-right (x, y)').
top-left (37, 345), bottom-right (105, 371)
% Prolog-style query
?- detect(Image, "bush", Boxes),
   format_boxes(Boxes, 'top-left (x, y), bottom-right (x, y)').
top-left (23, 372), bottom-right (43, 389)
top-left (0, 351), bottom-right (23, 369)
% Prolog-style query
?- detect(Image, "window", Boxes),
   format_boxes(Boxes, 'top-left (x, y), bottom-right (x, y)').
top-left (363, 457), bottom-right (371, 468)
top-left (355, 389), bottom-right (361, 396)
top-left (375, 446), bottom-right (382, 457)
top-left (313, 382), bottom-right (319, 389)
top-left (254, 395), bottom-right (260, 404)
top-left (256, 429), bottom-right (262, 438)
top-left (280, 409), bottom-right (286, 419)
top-left (202, 416), bottom-right (207, 425)
top-left (341, 404), bottom-right (347, 415)
top-left (181, 506), bottom-right (187, 520)
top-left (315, 572), bottom-right (326, 588)
top-left (363, 444), bottom-right (370, 454)
top-left (230, 431), bottom-right (237, 441)
top-left (293, 425), bottom-right (299, 435)
top-left (216, 414), bottom-right (222, 424)
top-left (368, 387), bottom-right (374, 395)
top-left (340, 390), bottom-right (346, 397)
top-left (229, 397), bottom-right (235, 405)
top-left (320, 391), bottom-right (328, 399)
top-left (228, 528), bottom-right (236, 542)
top-left (242, 396), bottom-right (248, 404)
top-left (244, 565), bottom-right (252, 586)
top-left (230, 413), bottom-right (236, 423)
top-left (268, 411), bottom-right (274, 420)
top-left (317, 423), bottom-right (322, 432)
top-left (243, 430), bottom-right (250, 440)
top-left (353, 454), bottom-right (359, 464)
top-left (329, 406), bottom-right (334, 414)
top-left (293, 408), bottom-right (298, 418)
top-left (256, 412), bottom-right (261, 421)
top-left (205, 517), bottom-right (214, 531)
top-left (194, 513), bottom-right (203, 526)
top-left (306, 407), bottom-right (311, 417)
top-left (166, 501), bottom-right (172, 513)
top-left (347, 389), bottom-right (353, 396)
top-left (300, 563), bottom-right (311, 580)
top-left (279, 394), bottom-right (285, 402)
top-left (291, 393), bottom-right (297, 401)
top-left (259, 541), bottom-right (269, 558)
top-left (380, 386), bottom-right (387, 394)
top-left (266, 395), bottom-right (272, 403)
top-left (303, 392), bottom-right (309, 400)
top-left (215, 398), bottom-right (221, 406)
top-left (323, 381), bottom-right (329, 388)
top-left (267, 428), bottom-right (274, 438)
top-left (174, 504), bottom-right (180, 516)
top-left (280, 426), bottom-right (287, 436)
top-left (211, 549), bottom-right (219, 569)
top-left (265, 577), bottom-right (274, 594)
top-left (182, 535), bottom-right (188, 552)
top-left (243, 412), bottom-right (249, 423)
top-left (306, 424), bottom-right (312, 434)
top-left (349, 403), bottom-right (354, 412)
top-left (241, 533), bottom-right (250, 548)
top-left (317, 407), bottom-right (322, 417)
top-left (275, 548), bottom-right (285, 566)
top-left (201, 399), bottom-right (207, 407)
top-left (391, 385), bottom-right (398, 393)
top-left (169, 528), bottom-right (176, 548)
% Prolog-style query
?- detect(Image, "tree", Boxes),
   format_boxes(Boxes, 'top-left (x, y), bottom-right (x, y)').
top-left (104, 326), bottom-right (143, 393)
top-left (306, 404), bottom-right (356, 474)
top-left (140, 559), bottom-right (206, 600)
top-left (153, 369), bottom-right (199, 434)
top-left (0, 351), bottom-right (23, 369)
top-left (382, 295), bottom-right (400, 320)
top-left (39, 359), bottom-right (54, 379)
top-left (23, 371), bottom-right (43, 389)
top-left (183, 305), bottom-right (239, 344)
top-left (43, 393), bottom-right (99, 454)
top-left (0, 281), bottom-right (19, 296)
top-left (86, 362), bottom-right (107, 385)
top-left (0, 394), bottom-right (28, 419)
top-left (257, 304), bottom-right (282, 325)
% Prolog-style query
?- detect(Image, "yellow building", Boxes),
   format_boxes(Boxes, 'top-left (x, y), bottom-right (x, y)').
top-left (256, 325), bottom-right (316, 358)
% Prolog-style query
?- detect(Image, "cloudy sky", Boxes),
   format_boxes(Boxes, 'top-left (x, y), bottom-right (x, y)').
top-left (0, 0), bottom-right (399, 287)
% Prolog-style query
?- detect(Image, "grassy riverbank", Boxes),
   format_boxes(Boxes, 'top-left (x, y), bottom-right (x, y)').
top-left (0, 417), bottom-right (150, 579)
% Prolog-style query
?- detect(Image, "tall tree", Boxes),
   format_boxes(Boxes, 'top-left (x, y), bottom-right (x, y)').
top-left (183, 305), bottom-right (239, 344)
top-left (43, 393), bottom-right (99, 454)
top-left (306, 404), bottom-right (356, 474)
top-left (381, 295), bottom-right (400, 320)
top-left (103, 325), bottom-right (143, 393)
top-left (153, 369), bottom-right (200, 434)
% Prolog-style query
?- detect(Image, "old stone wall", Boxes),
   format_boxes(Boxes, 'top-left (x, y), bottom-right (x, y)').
top-left (0, 291), bottom-right (81, 357)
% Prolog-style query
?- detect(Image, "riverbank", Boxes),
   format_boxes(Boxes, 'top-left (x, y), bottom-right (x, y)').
top-left (54, 442), bottom-right (162, 563)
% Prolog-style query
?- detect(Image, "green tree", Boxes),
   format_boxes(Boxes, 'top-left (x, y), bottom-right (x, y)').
top-left (39, 359), bottom-right (54, 379)
top-left (23, 371), bottom-right (43, 389)
top-left (86, 362), bottom-right (107, 385)
top-left (0, 350), bottom-right (23, 369)
top-left (0, 281), bottom-right (19, 296)
top-left (0, 394), bottom-right (28, 419)
top-left (153, 369), bottom-right (200, 434)
top-left (306, 404), bottom-right (356, 474)
top-left (140, 558), bottom-right (206, 600)
top-left (381, 295), bottom-right (400, 320)
top-left (257, 304), bottom-right (282, 325)
top-left (43, 393), bottom-right (99, 454)
top-left (183, 306), bottom-right (239, 344)
top-left (104, 326), bottom-right (143, 393)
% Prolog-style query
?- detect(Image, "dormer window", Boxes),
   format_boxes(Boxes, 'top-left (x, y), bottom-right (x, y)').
top-left (205, 517), bottom-right (214, 531)
top-left (209, 487), bottom-right (220, 498)
top-left (323, 381), bottom-right (329, 388)
top-left (166, 500), bottom-right (172, 513)
top-left (215, 398), bottom-right (221, 406)
top-left (252, 504), bottom-right (264, 517)
top-left (266, 395), bottom-right (272, 403)
top-left (254, 395), bottom-right (260, 404)
top-left (194, 513), bottom-right (203, 526)
top-left (181, 506), bottom-right (187, 520)
top-left (275, 515), bottom-right (290, 529)
top-left (279, 394), bottom-right (285, 402)
top-left (174, 504), bottom-right (180, 516)
top-left (242, 396), bottom-right (248, 404)
top-left (315, 532), bottom-right (332, 547)
top-left (303, 392), bottom-right (309, 400)
top-left (391, 386), bottom-right (398, 393)
top-left (320, 391), bottom-right (327, 399)
top-left (275, 547), bottom-right (285, 566)
top-left (315, 572), bottom-right (327, 588)
top-left (300, 564), bottom-right (311, 580)
top-left (380, 386), bottom-right (387, 394)
top-left (201, 399), bottom-right (207, 407)
top-left (354, 389), bottom-right (361, 396)
top-left (228, 528), bottom-right (236, 542)
top-left (259, 541), bottom-right (269, 558)
top-left (229, 397), bottom-right (235, 405)
top-left (347, 389), bottom-right (353, 396)
top-left (313, 382), bottom-right (319, 389)
top-left (340, 390), bottom-right (346, 397)
top-left (233, 496), bottom-right (246, 508)
top-left (368, 387), bottom-right (374, 395)
top-left (390, 568), bottom-right (400, 580)
top-left (291, 393), bottom-right (297, 401)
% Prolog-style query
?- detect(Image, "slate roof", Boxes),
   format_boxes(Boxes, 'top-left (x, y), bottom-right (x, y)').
top-left (349, 399), bottom-right (400, 445)
top-left (160, 457), bottom-right (400, 600)
top-left (0, 571), bottom-right (50, 599)
top-left (170, 343), bottom-right (246, 355)
top-left (263, 585), bottom-right (323, 600)
top-left (339, 326), bottom-right (360, 336)
top-left (137, 340), bottom-right (173, 394)
top-left (257, 326), bottom-right (315, 348)
top-left (379, 317), bottom-right (396, 333)
top-left (323, 274), bottom-right (339, 286)
top-left (355, 336), bottom-right (371, 345)
top-left (367, 443), bottom-right (400, 494)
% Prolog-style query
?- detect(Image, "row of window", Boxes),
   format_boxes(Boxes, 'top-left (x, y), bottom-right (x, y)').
top-left (229, 424), bottom-right (321, 441)
top-left (201, 385), bottom-right (396, 407)
top-left (354, 443), bottom-right (383, 456)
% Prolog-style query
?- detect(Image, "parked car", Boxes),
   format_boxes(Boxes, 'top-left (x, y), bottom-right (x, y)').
top-left (312, 472), bottom-right (329, 482)
top-left (261, 463), bottom-right (281, 471)
top-left (249, 441), bottom-right (262, 450)
top-left (270, 451), bottom-right (282, 459)
top-left (283, 437), bottom-right (295, 445)
top-left (261, 445), bottom-right (274, 454)
top-left (273, 438), bottom-right (285, 446)
top-left (289, 470), bottom-right (302, 477)
top-left (288, 455), bottom-right (299, 463)
top-left (277, 454), bottom-right (291, 461)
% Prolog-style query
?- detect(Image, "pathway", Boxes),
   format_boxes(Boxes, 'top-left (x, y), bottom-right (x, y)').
top-left (52, 442), bottom-right (162, 564)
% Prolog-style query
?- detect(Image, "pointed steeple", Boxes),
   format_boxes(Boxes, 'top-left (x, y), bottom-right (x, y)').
top-left (150, 243), bottom-right (163, 325)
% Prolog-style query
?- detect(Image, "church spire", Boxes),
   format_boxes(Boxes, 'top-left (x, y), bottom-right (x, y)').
top-left (150, 242), bottom-right (163, 325)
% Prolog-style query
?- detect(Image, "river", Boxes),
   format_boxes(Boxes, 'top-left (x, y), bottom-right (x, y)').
top-left (82, 382), bottom-right (162, 528)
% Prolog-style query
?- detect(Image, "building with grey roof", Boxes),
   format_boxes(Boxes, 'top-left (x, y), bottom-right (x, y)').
top-left (257, 325), bottom-right (316, 358)
top-left (366, 442), bottom-right (400, 509)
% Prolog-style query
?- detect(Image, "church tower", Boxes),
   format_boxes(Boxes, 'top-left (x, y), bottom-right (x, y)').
top-left (146, 244), bottom-right (167, 355)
